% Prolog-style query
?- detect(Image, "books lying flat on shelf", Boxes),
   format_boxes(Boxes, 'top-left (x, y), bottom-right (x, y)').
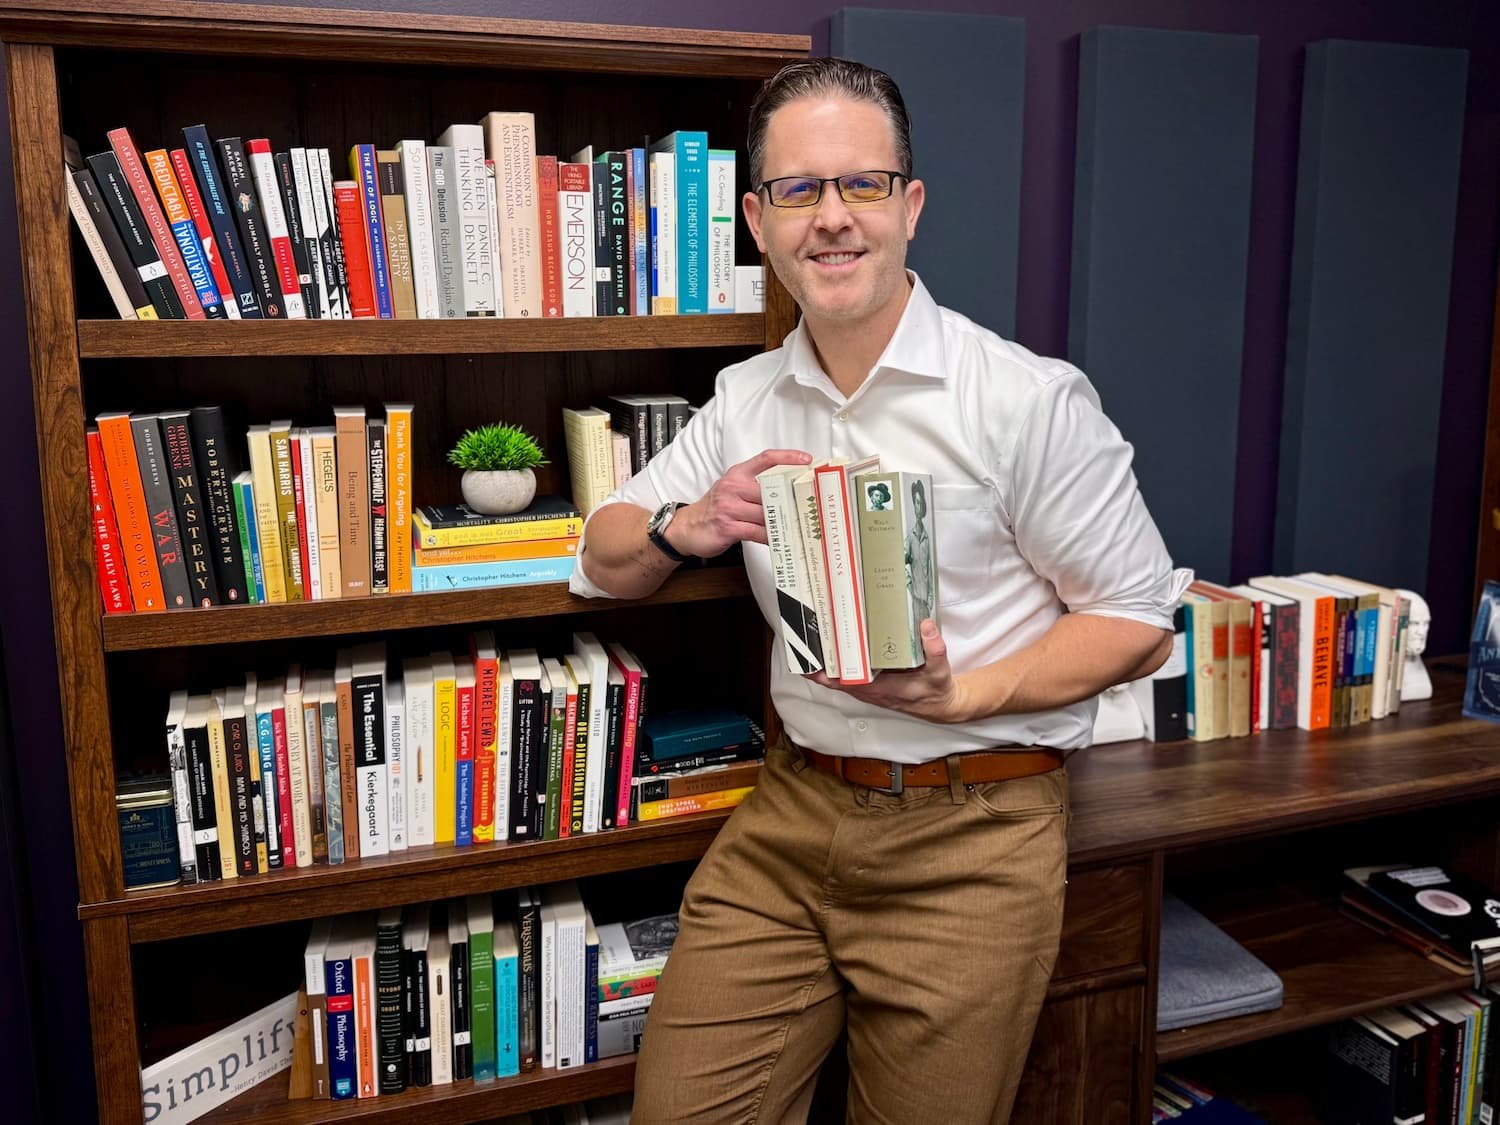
top-left (1343, 865), bottom-right (1500, 985)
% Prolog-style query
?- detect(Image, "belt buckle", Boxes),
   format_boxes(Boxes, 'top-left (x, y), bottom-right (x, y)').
top-left (870, 760), bottom-right (903, 796)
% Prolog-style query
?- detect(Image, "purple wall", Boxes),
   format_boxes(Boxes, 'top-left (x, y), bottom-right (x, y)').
top-left (0, 0), bottom-right (1496, 1114)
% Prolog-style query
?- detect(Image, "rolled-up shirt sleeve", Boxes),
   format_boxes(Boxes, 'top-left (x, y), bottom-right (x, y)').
top-left (568, 383), bottom-right (729, 600)
top-left (1009, 370), bottom-right (1192, 630)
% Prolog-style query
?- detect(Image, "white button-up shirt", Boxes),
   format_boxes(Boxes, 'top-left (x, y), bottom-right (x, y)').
top-left (570, 273), bottom-right (1192, 762)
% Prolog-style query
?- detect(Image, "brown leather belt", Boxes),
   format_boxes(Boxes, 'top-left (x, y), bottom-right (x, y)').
top-left (798, 745), bottom-right (1063, 795)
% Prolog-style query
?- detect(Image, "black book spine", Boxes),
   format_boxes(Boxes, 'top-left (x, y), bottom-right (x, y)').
top-left (1152, 605), bottom-right (1189, 742)
top-left (592, 159), bottom-right (612, 315)
top-left (450, 935), bottom-right (471, 1080)
top-left (187, 406), bottom-right (247, 605)
top-left (633, 738), bottom-right (763, 777)
top-left (376, 918), bottom-right (407, 1093)
top-left (648, 401), bottom-right (668, 457)
top-left (182, 126), bottom-right (262, 317)
top-left (86, 150), bottom-right (185, 319)
top-left (274, 151), bottom-right (318, 317)
top-left (224, 712), bottom-right (257, 876)
top-left (216, 137), bottom-right (285, 318)
top-left (318, 151), bottom-right (352, 316)
top-left (184, 722), bottom-right (221, 879)
top-left (528, 687), bottom-right (548, 839)
top-left (605, 399), bottom-right (650, 472)
top-left (71, 167), bottom-right (153, 314)
top-left (158, 412), bottom-right (222, 607)
top-left (511, 676), bottom-right (539, 839)
top-left (412, 944), bottom-right (432, 1086)
top-left (605, 152), bottom-right (629, 315)
top-left (568, 681), bottom-right (590, 837)
top-left (367, 420), bottom-right (388, 594)
top-left (517, 892), bottom-right (538, 1072)
top-left (666, 398), bottom-right (688, 441)
top-left (599, 679), bottom-right (624, 830)
top-left (131, 415), bottom-right (194, 609)
top-left (401, 941), bottom-right (416, 1079)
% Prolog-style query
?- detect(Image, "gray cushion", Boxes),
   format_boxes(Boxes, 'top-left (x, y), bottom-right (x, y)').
top-left (1157, 893), bottom-right (1284, 1031)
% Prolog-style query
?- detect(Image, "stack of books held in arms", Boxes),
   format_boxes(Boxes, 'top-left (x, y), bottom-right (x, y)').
top-left (411, 496), bottom-right (583, 592)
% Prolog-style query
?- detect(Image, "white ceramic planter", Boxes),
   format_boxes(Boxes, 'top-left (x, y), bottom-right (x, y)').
top-left (461, 467), bottom-right (537, 515)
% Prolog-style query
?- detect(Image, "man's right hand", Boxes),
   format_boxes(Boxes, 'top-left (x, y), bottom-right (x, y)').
top-left (666, 449), bottom-right (813, 558)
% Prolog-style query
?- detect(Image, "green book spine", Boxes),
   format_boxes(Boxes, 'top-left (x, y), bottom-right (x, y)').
top-left (544, 692), bottom-right (565, 840)
top-left (470, 926), bottom-right (496, 1080)
top-left (232, 479), bottom-right (259, 605)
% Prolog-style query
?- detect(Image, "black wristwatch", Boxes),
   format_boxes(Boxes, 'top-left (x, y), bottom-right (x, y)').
top-left (646, 501), bottom-right (691, 563)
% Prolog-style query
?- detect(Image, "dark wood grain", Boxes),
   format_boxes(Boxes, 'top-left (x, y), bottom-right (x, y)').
top-left (101, 567), bottom-right (752, 651)
top-left (1053, 861), bottom-right (1148, 982)
top-left (202, 1053), bottom-right (636, 1124)
top-left (88, 812), bottom-right (729, 941)
top-left (1154, 885), bottom-right (1467, 1063)
top-left (1013, 986), bottom-right (1145, 1124)
top-left (77, 314), bottom-right (768, 358)
top-left (83, 916), bottom-right (139, 1125)
top-left (0, 0), bottom-right (808, 76)
top-left (1067, 665), bottom-right (1500, 865)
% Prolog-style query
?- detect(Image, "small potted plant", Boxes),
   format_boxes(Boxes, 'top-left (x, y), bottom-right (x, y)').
top-left (448, 422), bottom-right (547, 516)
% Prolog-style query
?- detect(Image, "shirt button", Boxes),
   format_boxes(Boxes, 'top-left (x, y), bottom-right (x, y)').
top-left (837, 410), bottom-right (849, 422)
top-left (856, 720), bottom-right (868, 732)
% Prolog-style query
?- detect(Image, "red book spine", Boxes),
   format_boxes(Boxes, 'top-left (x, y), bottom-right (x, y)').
top-left (333, 181), bottom-right (378, 318)
top-left (609, 658), bottom-right (641, 828)
top-left (289, 435), bottom-right (313, 600)
top-left (106, 127), bottom-right (205, 319)
top-left (1249, 601), bottom-right (1263, 734)
top-left (169, 147), bottom-right (238, 317)
top-left (558, 689), bottom-right (578, 839)
top-left (87, 429), bottom-right (133, 613)
top-left (536, 155), bottom-right (562, 318)
top-left (271, 706), bottom-right (296, 866)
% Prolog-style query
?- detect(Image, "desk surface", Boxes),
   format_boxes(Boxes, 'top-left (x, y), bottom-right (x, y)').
top-left (1067, 661), bottom-right (1499, 865)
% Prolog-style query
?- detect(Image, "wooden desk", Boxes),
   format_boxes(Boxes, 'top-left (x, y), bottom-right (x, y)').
top-left (1011, 660), bottom-right (1498, 1123)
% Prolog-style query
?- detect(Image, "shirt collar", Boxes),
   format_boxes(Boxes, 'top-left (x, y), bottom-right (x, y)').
top-left (776, 270), bottom-right (948, 387)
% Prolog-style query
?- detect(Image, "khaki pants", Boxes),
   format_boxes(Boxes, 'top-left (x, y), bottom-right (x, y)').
top-left (632, 740), bottom-right (1069, 1125)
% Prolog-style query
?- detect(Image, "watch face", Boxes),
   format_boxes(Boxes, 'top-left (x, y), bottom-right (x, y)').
top-left (649, 502), bottom-right (677, 535)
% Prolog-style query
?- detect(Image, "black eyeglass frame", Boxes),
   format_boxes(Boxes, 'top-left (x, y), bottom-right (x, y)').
top-left (756, 170), bottom-right (910, 209)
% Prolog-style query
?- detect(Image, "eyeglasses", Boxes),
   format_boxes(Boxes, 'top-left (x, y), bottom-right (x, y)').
top-left (758, 170), bottom-right (907, 209)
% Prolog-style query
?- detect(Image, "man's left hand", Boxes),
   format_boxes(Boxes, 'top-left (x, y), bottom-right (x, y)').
top-left (809, 620), bottom-right (972, 723)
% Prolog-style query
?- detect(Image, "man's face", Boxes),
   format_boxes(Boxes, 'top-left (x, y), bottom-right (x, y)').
top-left (743, 96), bottom-right (924, 330)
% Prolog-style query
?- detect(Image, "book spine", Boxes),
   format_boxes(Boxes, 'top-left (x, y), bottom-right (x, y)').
top-left (286, 697), bottom-right (314, 867)
top-left (183, 721), bottom-right (220, 877)
top-left (354, 670), bottom-right (389, 857)
top-left (158, 413), bottom-right (222, 606)
top-left (289, 148), bottom-right (330, 318)
top-left (410, 942), bottom-right (431, 1085)
top-left (495, 671), bottom-right (513, 842)
top-left (484, 160), bottom-right (504, 316)
top-left (376, 920), bottom-right (407, 1094)
top-left (584, 927), bottom-right (600, 1063)
top-left (332, 182), bottom-right (378, 318)
top-left (246, 139), bottom-right (307, 318)
top-left (455, 674), bottom-right (475, 847)
top-left (507, 675), bottom-right (535, 839)
top-left (334, 410), bottom-right (371, 596)
top-left (86, 430), bottom-right (132, 612)
top-left (410, 556), bottom-right (576, 592)
top-left (303, 699), bottom-right (327, 863)
top-left (604, 152), bottom-right (629, 315)
top-left (336, 673), bottom-right (360, 861)
top-left (234, 477), bottom-right (264, 603)
top-left (215, 137), bottom-right (285, 317)
top-left (224, 712), bottom-right (256, 876)
top-left (762, 470), bottom-right (824, 673)
top-left (166, 148), bottom-right (238, 318)
top-left (106, 128), bottom-right (205, 318)
top-left (273, 150), bottom-right (317, 316)
top-left (350, 145), bottom-right (394, 318)
top-left (385, 686), bottom-right (405, 851)
top-left (559, 162), bottom-right (594, 318)
top-left (295, 435), bottom-right (320, 601)
top-left (354, 949), bottom-right (377, 1097)
top-left (517, 896), bottom-right (538, 1071)
top-left (557, 686), bottom-right (576, 839)
top-left (650, 149), bottom-right (677, 314)
top-left (376, 150), bottom-right (417, 319)
top-left (637, 786), bottom-right (755, 820)
top-left (368, 419), bottom-right (389, 594)
top-left (544, 688), bottom-right (565, 839)
top-left (67, 165), bottom-right (146, 318)
top-left (386, 406), bottom-right (413, 595)
top-left (495, 948), bottom-right (518, 1077)
top-left (182, 126), bottom-right (262, 317)
top-left (599, 681), bottom-right (623, 829)
top-left (708, 150), bottom-right (735, 311)
top-left (313, 148), bottom-right (350, 318)
top-left (631, 147), bottom-right (648, 315)
top-left (269, 706), bottom-right (295, 867)
top-left (614, 669), bottom-right (641, 828)
top-left (86, 151), bottom-right (184, 318)
top-left (536, 155), bottom-right (562, 318)
top-left (399, 141), bottom-right (441, 318)
top-left (472, 656), bottom-right (498, 844)
top-left (567, 681), bottom-right (589, 836)
top-left (591, 159), bottom-right (611, 314)
top-left (321, 699), bottom-right (344, 864)
top-left (130, 415), bottom-right (194, 609)
top-left (815, 464), bottom-right (871, 684)
top-left (164, 709), bottom-right (196, 884)
top-left (675, 133), bottom-right (708, 313)
top-left (309, 434), bottom-right (342, 599)
top-left (143, 148), bottom-right (225, 318)
top-left (268, 427), bottom-right (305, 601)
top-left (445, 131), bottom-right (493, 317)
top-left (434, 668), bottom-right (456, 845)
top-left (426, 147), bottom-right (464, 317)
top-left (451, 938), bottom-right (471, 1080)
top-left (326, 954), bottom-right (356, 1099)
top-left (485, 113), bottom-right (541, 317)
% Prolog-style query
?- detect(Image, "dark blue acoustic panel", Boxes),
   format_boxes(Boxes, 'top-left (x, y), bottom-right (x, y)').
top-left (1276, 40), bottom-right (1468, 592)
top-left (830, 8), bottom-right (1025, 337)
top-left (1069, 27), bottom-right (1259, 583)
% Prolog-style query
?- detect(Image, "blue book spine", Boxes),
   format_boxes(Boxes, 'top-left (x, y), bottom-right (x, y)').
top-left (183, 125), bottom-right (262, 317)
top-left (238, 479), bottom-right (267, 605)
top-left (674, 132), bottom-right (709, 314)
top-left (355, 145), bottom-right (394, 318)
top-left (254, 709), bottom-right (281, 867)
top-left (326, 954), bottom-right (357, 1099)
top-left (1360, 608), bottom-right (1378, 681)
top-left (456, 758), bottom-right (473, 847)
top-left (411, 555), bottom-right (576, 593)
top-left (168, 215), bottom-right (223, 317)
top-left (649, 165), bottom-right (661, 306)
top-left (631, 148), bottom-right (648, 314)
top-left (495, 951), bottom-right (519, 1077)
top-left (584, 932), bottom-right (599, 1064)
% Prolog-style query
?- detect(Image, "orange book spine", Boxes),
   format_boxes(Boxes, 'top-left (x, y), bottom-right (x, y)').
top-left (413, 536), bottom-right (580, 567)
top-left (86, 429), bottom-right (133, 613)
top-left (1309, 596), bottom-right (1335, 730)
top-left (635, 785), bottom-right (755, 822)
top-left (537, 155), bottom-right (562, 318)
top-left (353, 952), bottom-right (377, 1097)
top-left (95, 414), bottom-right (165, 612)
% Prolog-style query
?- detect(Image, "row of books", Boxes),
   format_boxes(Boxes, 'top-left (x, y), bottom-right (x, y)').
top-left (1129, 573), bottom-right (1414, 742)
top-left (561, 393), bottom-right (695, 517)
top-left (67, 118), bottom-right (737, 322)
top-left (299, 886), bottom-right (678, 1100)
top-left (757, 457), bottom-right (938, 686)
top-left (88, 404), bottom-right (414, 613)
top-left (1152, 1072), bottom-right (1263, 1123)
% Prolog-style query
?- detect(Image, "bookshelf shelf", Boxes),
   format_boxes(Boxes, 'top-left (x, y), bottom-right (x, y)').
top-left (100, 567), bottom-right (752, 651)
top-left (82, 810), bottom-right (730, 942)
top-left (1154, 887), bottom-right (1465, 1063)
top-left (76, 314), bottom-right (768, 358)
top-left (205, 1053), bottom-right (637, 1124)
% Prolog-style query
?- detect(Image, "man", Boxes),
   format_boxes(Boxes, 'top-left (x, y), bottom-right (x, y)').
top-left (570, 57), bottom-right (1189, 1124)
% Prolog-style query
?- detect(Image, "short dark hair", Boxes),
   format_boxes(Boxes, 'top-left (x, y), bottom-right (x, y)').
top-left (746, 57), bottom-right (913, 186)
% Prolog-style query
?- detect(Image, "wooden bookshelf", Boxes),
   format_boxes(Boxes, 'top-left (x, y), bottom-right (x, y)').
top-left (100, 567), bottom-right (750, 651)
top-left (76, 314), bottom-right (768, 358)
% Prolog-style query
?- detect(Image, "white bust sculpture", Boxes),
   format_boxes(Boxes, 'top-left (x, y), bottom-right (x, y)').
top-left (1092, 681), bottom-right (1145, 744)
top-left (1397, 588), bottom-right (1432, 702)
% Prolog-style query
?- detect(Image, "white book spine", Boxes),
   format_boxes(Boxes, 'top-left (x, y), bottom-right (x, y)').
top-left (315, 148), bottom-right (350, 318)
top-left (386, 679), bottom-right (406, 851)
top-left (707, 151), bottom-right (735, 312)
top-left (556, 909), bottom-right (585, 1069)
top-left (792, 473), bottom-right (839, 679)
top-left (429, 942), bottom-right (453, 1084)
top-left (404, 664), bottom-right (435, 847)
top-left (285, 694), bottom-right (314, 867)
top-left (65, 172), bottom-right (137, 318)
top-left (577, 639), bottom-right (609, 834)
top-left (815, 467), bottom-right (872, 684)
top-left (298, 432), bottom-right (322, 601)
top-left (436, 125), bottom-right (495, 316)
top-left (485, 159), bottom-right (505, 317)
top-left (494, 666), bottom-right (513, 841)
top-left (759, 468), bottom-right (822, 673)
top-left (651, 151), bottom-right (676, 313)
top-left (559, 165), bottom-right (594, 318)
top-left (540, 905), bottom-right (556, 1068)
top-left (289, 148), bottom-right (330, 318)
top-left (164, 694), bottom-right (195, 882)
top-left (246, 145), bottom-right (306, 318)
top-left (399, 140), bottom-right (441, 319)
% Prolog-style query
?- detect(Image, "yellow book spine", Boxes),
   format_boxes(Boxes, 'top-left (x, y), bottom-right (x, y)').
top-left (635, 785), bottom-right (755, 822)
top-left (386, 405), bottom-right (413, 594)
top-left (206, 698), bottom-right (237, 880)
top-left (413, 514), bottom-right (585, 550)
top-left (434, 669), bottom-right (456, 845)
top-left (269, 423), bottom-right (305, 601)
top-left (246, 427), bottom-right (288, 604)
top-left (414, 537), bottom-right (579, 567)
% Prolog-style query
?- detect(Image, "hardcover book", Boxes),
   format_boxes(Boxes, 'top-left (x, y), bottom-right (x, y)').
top-left (435, 124), bottom-right (496, 317)
top-left (482, 112), bottom-right (543, 317)
top-left (815, 455), bottom-right (879, 684)
top-left (759, 463), bottom-right (825, 674)
top-left (425, 146), bottom-right (464, 318)
top-left (374, 149), bottom-right (418, 319)
top-left (854, 470), bottom-right (935, 670)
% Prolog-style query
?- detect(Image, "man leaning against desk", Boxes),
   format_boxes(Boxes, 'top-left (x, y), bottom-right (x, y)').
top-left (569, 57), bottom-right (1192, 1125)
